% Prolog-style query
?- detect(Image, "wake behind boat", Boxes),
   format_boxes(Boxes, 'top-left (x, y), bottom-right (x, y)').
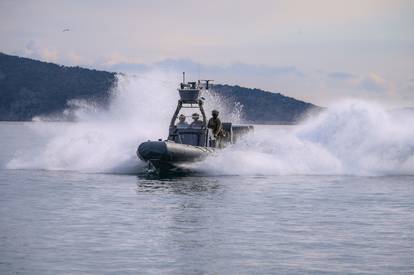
top-left (137, 74), bottom-right (253, 173)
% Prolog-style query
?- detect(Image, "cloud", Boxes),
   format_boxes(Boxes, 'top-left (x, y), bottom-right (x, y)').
top-left (226, 63), bottom-right (305, 78)
top-left (106, 63), bottom-right (149, 74)
top-left (325, 70), bottom-right (391, 94)
top-left (404, 78), bottom-right (414, 93)
top-left (327, 72), bottom-right (356, 80)
top-left (104, 59), bottom-right (305, 79)
top-left (66, 52), bottom-right (85, 65)
top-left (22, 40), bottom-right (59, 63)
top-left (41, 48), bottom-right (59, 62)
top-left (102, 53), bottom-right (133, 66)
top-left (154, 59), bottom-right (206, 73)
top-left (102, 59), bottom-right (399, 105)
top-left (357, 73), bottom-right (388, 93)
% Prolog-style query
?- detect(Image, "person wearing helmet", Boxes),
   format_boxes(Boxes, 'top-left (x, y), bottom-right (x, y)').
top-left (190, 113), bottom-right (203, 128)
top-left (176, 114), bottom-right (189, 128)
top-left (208, 109), bottom-right (223, 138)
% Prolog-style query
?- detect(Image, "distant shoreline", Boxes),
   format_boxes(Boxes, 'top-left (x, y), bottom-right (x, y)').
top-left (1, 52), bottom-right (319, 124)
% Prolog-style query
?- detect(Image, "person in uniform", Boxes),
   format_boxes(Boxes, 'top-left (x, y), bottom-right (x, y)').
top-left (189, 113), bottom-right (203, 128)
top-left (176, 114), bottom-right (189, 128)
top-left (208, 110), bottom-right (224, 147)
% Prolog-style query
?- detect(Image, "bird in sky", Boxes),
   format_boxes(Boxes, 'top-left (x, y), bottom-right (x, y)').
top-left (62, 28), bottom-right (70, 32)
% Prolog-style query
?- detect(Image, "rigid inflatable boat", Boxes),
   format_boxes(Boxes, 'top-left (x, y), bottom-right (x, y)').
top-left (137, 75), bottom-right (253, 173)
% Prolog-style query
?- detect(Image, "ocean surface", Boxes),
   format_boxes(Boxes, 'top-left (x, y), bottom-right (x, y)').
top-left (1, 75), bottom-right (414, 274)
top-left (1, 121), bottom-right (413, 274)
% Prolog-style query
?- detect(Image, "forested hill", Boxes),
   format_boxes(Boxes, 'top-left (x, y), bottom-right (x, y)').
top-left (212, 84), bottom-right (318, 124)
top-left (0, 53), bottom-right (116, 121)
top-left (0, 53), bottom-right (319, 123)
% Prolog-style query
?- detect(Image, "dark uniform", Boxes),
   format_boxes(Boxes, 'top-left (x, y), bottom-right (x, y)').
top-left (208, 110), bottom-right (224, 148)
top-left (207, 117), bottom-right (222, 137)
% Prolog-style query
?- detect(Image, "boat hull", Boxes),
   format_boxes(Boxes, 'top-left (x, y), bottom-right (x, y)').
top-left (137, 141), bottom-right (214, 172)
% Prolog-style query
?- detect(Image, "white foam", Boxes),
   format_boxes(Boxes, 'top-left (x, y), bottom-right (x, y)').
top-left (6, 73), bottom-right (239, 173)
top-left (7, 74), bottom-right (414, 176)
top-left (7, 73), bottom-right (178, 173)
top-left (193, 100), bottom-right (414, 176)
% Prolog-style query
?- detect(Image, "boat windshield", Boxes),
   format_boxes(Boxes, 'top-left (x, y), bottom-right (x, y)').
top-left (172, 129), bottom-right (205, 146)
top-left (179, 133), bottom-right (200, 146)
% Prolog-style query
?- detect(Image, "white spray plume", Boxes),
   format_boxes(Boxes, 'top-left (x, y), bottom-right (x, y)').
top-left (192, 100), bottom-right (414, 176)
top-left (7, 73), bottom-right (237, 173)
top-left (8, 73), bottom-right (179, 172)
top-left (7, 74), bottom-right (414, 176)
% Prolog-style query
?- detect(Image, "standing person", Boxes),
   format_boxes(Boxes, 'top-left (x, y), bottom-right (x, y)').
top-left (208, 110), bottom-right (223, 147)
top-left (190, 113), bottom-right (203, 128)
top-left (176, 114), bottom-right (189, 128)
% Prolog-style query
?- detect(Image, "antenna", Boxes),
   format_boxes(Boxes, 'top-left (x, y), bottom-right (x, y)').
top-left (199, 79), bottom-right (214, 90)
top-left (182, 72), bottom-right (185, 83)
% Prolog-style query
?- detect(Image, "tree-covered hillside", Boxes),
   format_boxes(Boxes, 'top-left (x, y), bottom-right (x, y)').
top-left (0, 53), bottom-right (319, 123)
top-left (212, 84), bottom-right (319, 124)
top-left (0, 53), bottom-right (116, 121)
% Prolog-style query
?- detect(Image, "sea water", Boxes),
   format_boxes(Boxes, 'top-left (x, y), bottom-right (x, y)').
top-left (0, 74), bottom-right (413, 274)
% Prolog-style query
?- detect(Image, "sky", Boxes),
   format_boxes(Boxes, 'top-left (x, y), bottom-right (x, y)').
top-left (1, 0), bottom-right (413, 107)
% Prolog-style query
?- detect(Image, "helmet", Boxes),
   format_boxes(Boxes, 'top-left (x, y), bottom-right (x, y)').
top-left (212, 110), bottom-right (219, 116)
top-left (192, 113), bottom-right (200, 119)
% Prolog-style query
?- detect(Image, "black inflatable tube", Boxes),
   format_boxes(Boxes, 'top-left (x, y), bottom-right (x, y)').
top-left (137, 141), bottom-right (214, 163)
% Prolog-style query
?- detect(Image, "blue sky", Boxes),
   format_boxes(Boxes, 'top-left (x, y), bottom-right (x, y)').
top-left (1, 0), bottom-right (413, 107)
